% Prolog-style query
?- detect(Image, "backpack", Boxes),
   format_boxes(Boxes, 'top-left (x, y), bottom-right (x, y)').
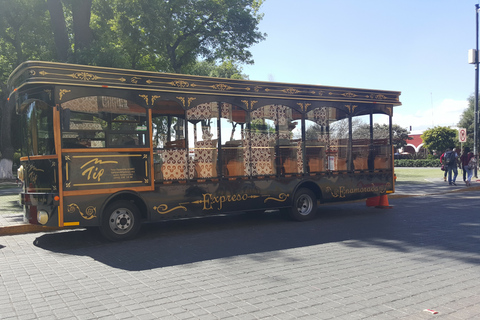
top-left (444, 151), bottom-right (456, 165)
top-left (468, 157), bottom-right (477, 170)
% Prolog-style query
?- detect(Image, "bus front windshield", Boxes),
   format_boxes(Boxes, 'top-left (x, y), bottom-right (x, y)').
top-left (22, 101), bottom-right (55, 156)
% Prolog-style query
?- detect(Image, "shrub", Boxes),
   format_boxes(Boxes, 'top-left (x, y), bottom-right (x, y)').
top-left (394, 159), bottom-right (441, 167)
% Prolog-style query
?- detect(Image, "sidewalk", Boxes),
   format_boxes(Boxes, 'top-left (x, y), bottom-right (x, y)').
top-left (1, 177), bottom-right (479, 236)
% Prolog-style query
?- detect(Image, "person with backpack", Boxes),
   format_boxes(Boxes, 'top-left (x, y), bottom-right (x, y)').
top-left (460, 147), bottom-right (473, 184)
top-left (465, 151), bottom-right (477, 186)
top-left (444, 147), bottom-right (459, 186)
top-left (439, 149), bottom-right (448, 182)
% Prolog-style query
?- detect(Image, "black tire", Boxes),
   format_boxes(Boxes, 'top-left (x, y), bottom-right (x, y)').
top-left (100, 200), bottom-right (141, 241)
top-left (289, 188), bottom-right (317, 221)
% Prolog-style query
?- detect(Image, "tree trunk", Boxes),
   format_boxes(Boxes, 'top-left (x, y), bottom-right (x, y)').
top-left (46, 0), bottom-right (69, 62)
top-left (0, 81), bottom-right (14, 180)
top-left (72, 0), bottom-right (93, 52)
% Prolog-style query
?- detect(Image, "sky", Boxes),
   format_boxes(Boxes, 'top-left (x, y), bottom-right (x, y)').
top-left (243, 0), bottom-right (478, 134)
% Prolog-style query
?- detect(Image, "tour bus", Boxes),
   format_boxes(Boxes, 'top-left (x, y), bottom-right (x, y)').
top-left (8, 61), bottom-right (401, 240)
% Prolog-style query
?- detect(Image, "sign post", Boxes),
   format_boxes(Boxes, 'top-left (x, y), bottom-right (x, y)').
top-left (459, 128), bottom-right (467, 144)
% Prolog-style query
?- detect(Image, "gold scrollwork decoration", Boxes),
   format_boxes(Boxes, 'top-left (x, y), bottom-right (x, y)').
top-left (188, 97), bottom-right (196, 107)
top-left (170, 80), bottom-right (190, 88)
top-left (345, 105), bottom-right (358, 113)
top-left (296, 103), bottom-right (311, 112)
top-left (241, 100), bottom-right (258, 110)
top-left (139, 94), bottom-right (149, 105)
top-left (59, 89), bottom-right (71, 100)
top-left (131, 77), bottom-right (140, 84)
top-left (176, 96), bottom-right (196, 107)
top-left (44, 89), bottom-right (52, 100)
top-left (374, 94), bottom-right (387, 100)
top-left (153, 204), bottom-right (187, 214)
top-left (212, 83), bottom-right (233, 91)
top-left (386, 106), bottom-right (392, 116)
top-left (342, 92), bottom-right (357, 98)
top-left (69, 72), bottom-right (99, 81)
top-left (176, 96), bottom-right (186, 107)
top-left (264, 193), bottom-right (289, 203)
top-left (151, 95), bottom-right (161, 105)
top-left (283, 88), bottom-right (300, 95)
top-left (67, 203), bottom-right (97, 220)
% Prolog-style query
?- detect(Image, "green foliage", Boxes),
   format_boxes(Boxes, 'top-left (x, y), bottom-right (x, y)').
top-left (0, 0), bottom-right (266, 173)
top-left (421, 126), bottom-right (457, 154)
top-left (394, 159), bottom-right (441, 167)
top-left (457, 94), bottom-right (475, 150)
top-left (188, 60), bottom-right (249, 79)
top-left (352, 122), bottom-right (411, 149)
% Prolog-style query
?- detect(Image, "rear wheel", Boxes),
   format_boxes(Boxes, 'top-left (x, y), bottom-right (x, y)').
top-left (100, 200), bottom-right (141, 241)
top-left (289, 188), bottom-right (317, 221)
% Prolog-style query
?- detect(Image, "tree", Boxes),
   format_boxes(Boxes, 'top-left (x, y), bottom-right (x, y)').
top-left (0, 0), bottom-right (55, 179)
top-left (0, 0), bottom-right (266, 179)
top-left (188, 60), bottom-right (248, 79)
top-left (421, 126), bottom-right (457, 155)
top-left (457, 94), bottom-right (475, 150)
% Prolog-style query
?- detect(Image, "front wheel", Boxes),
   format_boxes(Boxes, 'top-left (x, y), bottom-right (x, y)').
top-left (100, 200), bottom-right (141, 241)
top-left (289, 188), bottom-right (317, 221)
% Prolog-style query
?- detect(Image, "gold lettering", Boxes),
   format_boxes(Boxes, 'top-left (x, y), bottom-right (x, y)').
top-left (203, 193), bottom-right (213, 210)
top-left (80, 158), bottom-right (118, 182)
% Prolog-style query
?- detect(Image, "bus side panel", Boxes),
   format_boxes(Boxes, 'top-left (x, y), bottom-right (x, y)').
top-left (146, 179), bottom-right (295, 220)
top-left (318, 172), bottom-right (394, 203)
top-left (62, 195), bottom-right (106, 227)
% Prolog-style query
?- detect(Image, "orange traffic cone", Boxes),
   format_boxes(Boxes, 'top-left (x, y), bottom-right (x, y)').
top-left (366, 196), bottom-right (380, 207)
top-left (375, 194), bottom-right (393, 209)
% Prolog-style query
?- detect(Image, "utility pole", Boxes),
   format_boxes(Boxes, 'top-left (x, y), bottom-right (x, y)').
top-left (469, 5), bottom-right (480, 178)
top-left (476, 4), bottom-right (479, 178)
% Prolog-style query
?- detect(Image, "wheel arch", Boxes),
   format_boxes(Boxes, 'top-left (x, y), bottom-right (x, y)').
top-left (294, 180), bottom-right (322, 204)
top-left (101, 191), bottom-right (148, 221)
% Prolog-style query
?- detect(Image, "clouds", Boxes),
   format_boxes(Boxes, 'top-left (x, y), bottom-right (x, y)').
top-left (393, 99), bottom-right (468, 132)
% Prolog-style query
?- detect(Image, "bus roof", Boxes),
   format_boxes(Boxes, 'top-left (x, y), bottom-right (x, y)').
top-left (8, 60), bottom-right (401, 108)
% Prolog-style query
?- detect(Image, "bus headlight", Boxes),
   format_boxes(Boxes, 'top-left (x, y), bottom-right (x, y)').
top-left (17, 165), bottom-right (24, 182)
top-left (37, 210), bottom-right (49, 225)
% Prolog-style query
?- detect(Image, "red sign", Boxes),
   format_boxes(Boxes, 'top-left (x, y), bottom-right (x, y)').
top-left (459, 128), bottom-right (467, 143)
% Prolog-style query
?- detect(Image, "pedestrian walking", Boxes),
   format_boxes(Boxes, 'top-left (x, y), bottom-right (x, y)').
top-left (460, 147), bottom-right (473, 184)
top-left (444, 147), bottom-right (458, 186)
top-left (466, 153), bottom-right (477, 186)
top-left (440, 149), bottom-right (448, 182)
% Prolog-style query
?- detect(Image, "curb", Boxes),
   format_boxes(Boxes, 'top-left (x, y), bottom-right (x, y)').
top-left (0, 224), bottom-right (65, 236)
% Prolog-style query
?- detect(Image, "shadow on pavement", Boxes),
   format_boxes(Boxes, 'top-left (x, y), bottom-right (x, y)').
top-left (33, 195), bottom-right (480, 271)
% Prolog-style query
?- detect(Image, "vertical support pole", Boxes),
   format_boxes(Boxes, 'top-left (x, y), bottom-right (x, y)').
top-left (475, 4), bottom-right (479, 178)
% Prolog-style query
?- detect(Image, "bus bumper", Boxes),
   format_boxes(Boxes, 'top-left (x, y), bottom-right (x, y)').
top-left (21, 193), bottom-right (59, 226)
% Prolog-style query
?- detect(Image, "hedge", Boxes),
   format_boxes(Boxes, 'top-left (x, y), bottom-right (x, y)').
top-left (394, 159), bottom-right (441, 167)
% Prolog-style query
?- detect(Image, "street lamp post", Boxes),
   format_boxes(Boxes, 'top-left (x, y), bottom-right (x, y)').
top-left (469, 4), bottom-right (480, 178)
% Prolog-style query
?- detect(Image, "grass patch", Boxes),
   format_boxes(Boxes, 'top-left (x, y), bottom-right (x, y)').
top-left (394, 167), bottom-right (444, 184)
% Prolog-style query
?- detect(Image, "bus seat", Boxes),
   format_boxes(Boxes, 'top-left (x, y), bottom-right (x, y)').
top-left (162, 149), bottom-right (187, 180)
top-left (194, 140), bottom-right (217, 178)
top-left (226, 160), bottom-right (244, 176)
top-left (374, 157), bottom-right (390, 170)
top-left (353, 157), bottom-right (368, 171)
top-left (308, 158), bottom-right (324, 172)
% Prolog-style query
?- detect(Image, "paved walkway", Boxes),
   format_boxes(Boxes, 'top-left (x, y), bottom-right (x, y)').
top-left (1, 176), bottom-right (480, 235)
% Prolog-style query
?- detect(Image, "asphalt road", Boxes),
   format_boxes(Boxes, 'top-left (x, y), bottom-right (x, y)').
top-left (1, 193), bottom-right (480, 319)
